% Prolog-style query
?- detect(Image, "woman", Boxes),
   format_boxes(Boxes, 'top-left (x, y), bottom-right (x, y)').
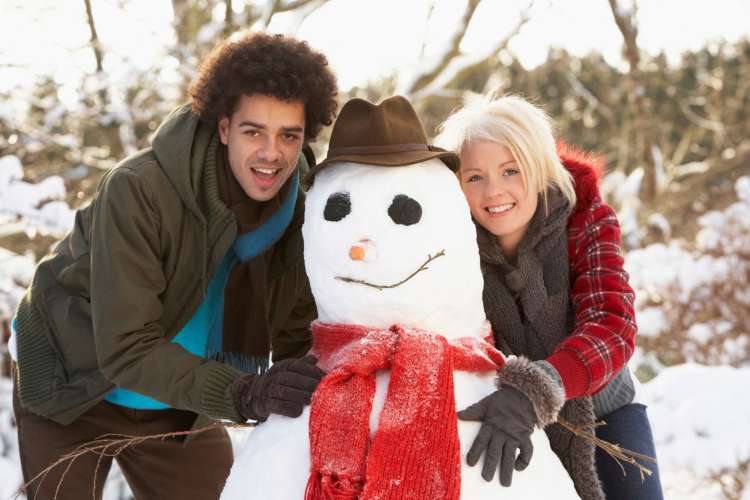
top-left (436, 94), bottom-right (663, 500)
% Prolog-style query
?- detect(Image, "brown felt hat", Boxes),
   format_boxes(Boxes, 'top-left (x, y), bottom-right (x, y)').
top-left (303, 95), bottom-right (459, 186)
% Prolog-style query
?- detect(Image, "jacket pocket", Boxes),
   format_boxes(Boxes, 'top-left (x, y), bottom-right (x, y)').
top-left (43, 286), bottom-right (99, 375)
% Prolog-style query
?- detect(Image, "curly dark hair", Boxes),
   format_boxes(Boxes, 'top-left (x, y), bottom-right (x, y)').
top-left (189, 31), bottom-right (338, 141)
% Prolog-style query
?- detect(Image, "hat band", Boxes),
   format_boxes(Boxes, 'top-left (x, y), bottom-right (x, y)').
top-left (327, 143), bottom-right (429, 157)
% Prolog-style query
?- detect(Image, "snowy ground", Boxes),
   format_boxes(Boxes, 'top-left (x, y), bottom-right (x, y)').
top-left (640, 364), bottom-right (750, 500)
top-left (1, 155), bottom-right (748, 499)
top-left (0, 377), bottom-right (22, 500)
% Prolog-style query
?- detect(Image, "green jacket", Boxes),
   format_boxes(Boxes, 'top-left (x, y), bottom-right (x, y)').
top-left (14, 105), bottom-right (316, 425)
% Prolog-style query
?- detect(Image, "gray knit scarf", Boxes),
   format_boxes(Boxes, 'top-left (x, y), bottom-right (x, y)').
top-left (478, 189), bottom-right (604, 500)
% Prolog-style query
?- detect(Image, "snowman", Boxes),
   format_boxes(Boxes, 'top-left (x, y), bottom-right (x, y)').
top-left (221, 96), bottom-right (579, 499)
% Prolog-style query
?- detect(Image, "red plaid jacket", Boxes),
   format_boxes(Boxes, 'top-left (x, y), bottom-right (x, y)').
top-left (545, 146), bottom-right (637, 399)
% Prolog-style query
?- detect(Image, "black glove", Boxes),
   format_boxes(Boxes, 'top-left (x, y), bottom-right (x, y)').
top-left (231, 354), bottom-right (326, 421)
top-left (457, 385), bottom-right (537, 487)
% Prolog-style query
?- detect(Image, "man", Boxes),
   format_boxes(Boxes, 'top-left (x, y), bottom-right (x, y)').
top-left (12, 31), bottom-right (337, 499)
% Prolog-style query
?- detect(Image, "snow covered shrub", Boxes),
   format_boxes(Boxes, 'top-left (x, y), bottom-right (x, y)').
top-left (708, 457), bottom-right (749, 500)
top-left (626, 176), bottom-right (750, 368)
top-left (0, 155), bottom-right (75, 238)
top-left (600, 166), bottom-right (644, 249)
top-left (1, 154), bottom-right (74, 376)
top-left (0, 249), bottom-right (35, 378)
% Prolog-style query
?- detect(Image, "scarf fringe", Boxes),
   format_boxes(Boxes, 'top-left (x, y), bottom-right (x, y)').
top-left (305, 472), bottom-right (363, 500)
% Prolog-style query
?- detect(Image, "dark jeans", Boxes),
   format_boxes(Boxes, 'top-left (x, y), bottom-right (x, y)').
top-left (595, 403), bottom-right (664, 500)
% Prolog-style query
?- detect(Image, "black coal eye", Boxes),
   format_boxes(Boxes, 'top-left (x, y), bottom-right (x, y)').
top-left (388, 194), bottom-right (422, 226)
top-left (324, 192), bottom-right (351, 222)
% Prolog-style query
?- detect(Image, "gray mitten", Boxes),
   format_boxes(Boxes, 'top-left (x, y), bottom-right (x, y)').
top-left (457, 357), bottom-right (565, 486)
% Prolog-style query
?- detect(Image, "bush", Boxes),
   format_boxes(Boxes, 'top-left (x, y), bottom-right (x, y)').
top-left (627, 176), bottom-right (750, 369)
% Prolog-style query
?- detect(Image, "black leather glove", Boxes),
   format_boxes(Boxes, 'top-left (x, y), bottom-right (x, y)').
top-left (458, 385), bottom-right (537, 486)
top-left (231, 354), bottom-right (326, 421)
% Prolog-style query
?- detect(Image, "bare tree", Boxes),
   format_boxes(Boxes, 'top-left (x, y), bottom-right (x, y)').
top-left (83, 0), bottom-right (104, 73)
top-left (248, 0), bottom-right (328, 30)
top-left (170, 0), bottom-right (330, 60)
top-left (398, 0), bottom-right (534, 102)
top-left (607, 0), bottom-right (657, 201)
top-left (224, 0), bottom-right (235, 36)
top-left (82, 0), bottom-right (129, 158)
top-left (171, 0), bottom-right (216, 53)
top-left (402, 0), bottom-right (482, 96)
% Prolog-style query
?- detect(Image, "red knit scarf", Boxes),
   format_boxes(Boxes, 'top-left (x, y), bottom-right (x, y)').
top-left (305, 321), bottom-right (506, 500)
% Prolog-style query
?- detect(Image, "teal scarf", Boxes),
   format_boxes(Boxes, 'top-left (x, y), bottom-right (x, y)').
top-left (105, 171), bottom-right (298, 410)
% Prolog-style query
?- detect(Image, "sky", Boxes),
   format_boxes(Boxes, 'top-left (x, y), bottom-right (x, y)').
top-left (0, 0), bottom-right (749, 95)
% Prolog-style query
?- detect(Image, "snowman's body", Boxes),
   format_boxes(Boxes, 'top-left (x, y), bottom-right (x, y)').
top-left (222, 160), bottom-right (579, 499)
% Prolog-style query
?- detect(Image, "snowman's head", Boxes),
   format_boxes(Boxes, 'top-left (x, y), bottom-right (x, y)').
top-left (302, 158), bottom-right (487, 339)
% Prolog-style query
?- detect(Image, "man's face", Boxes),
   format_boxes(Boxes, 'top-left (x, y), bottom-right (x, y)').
top-left (218, 94), bottom-right (305, 201)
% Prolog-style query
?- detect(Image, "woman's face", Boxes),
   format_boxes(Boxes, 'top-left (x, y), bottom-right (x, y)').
top-left (459, 140), bottom-right (538, 256)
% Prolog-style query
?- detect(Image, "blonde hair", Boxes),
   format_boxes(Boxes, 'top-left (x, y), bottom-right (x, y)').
top-left (434, 93), bottom-right (576, 209)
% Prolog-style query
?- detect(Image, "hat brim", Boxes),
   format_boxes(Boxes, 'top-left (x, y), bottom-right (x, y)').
top-left (303, 149), bottom-right (460, 187)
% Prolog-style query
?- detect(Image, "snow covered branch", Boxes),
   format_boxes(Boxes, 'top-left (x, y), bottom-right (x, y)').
top-left (607, 0), bottom-right (639, 72)
top-left (403, 0), bottom-right (534, 102)
top-left (400, 0), bottom-right (482, 96)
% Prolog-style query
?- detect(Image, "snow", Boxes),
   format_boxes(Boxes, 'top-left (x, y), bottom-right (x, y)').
top-left (197, 21), bottom-right (224, 46)
top-left (0, 248), bottom-right (35, 361)
top-left (648, 212), bottom-right (671, 240)
top-left (1, 153), bottom-right (77, 363)
top-left (737, 176), bottom-right (750, 203)
top-left (0, 155), bottom-right (76, 238)
top-left (625, 176), bottom-right (750, 368)
top-left (626, 242), bottom-right (730, 306)
top-left (409, 52), bottom-right (493, 101)
top-left (641, 364), bottom-right (750, 499)
top-left (0, 378), bottom-right (22, 500)
top-left (637, 307), bottom-right (669, 338)
top-left (687, 323), bottom-right (713, 344)
top-left (395, 12), bottom-right (465, 96)
top-left (600, 167), bottom-right (644, 247)
top-left (696, 176), bottom-right (750, 254)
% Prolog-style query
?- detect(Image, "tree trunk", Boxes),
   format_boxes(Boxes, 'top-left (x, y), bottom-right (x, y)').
top-left (83, 0), bottom-right (124, 159)
top-left (83, 0), bottom-right (103, 73)
top-left (608, 0), bottom-right (657, 201)
top-left (223, 0), bottom-right (234, 36)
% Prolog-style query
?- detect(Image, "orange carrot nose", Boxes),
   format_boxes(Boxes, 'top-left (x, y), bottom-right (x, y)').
top-left (349, 245), bottom-right (366, 261)
top-left (349, 239), bottom-right (375, 261)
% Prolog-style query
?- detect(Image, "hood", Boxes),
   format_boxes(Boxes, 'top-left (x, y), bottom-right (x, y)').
top-left (151, 103), bottom-right (213, 219)
top-left (557, 142), bottom-right (605, 213)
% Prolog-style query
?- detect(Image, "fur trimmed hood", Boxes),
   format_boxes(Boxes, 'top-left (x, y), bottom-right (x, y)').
top-left (557, 142), bottom-right (605, 214)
